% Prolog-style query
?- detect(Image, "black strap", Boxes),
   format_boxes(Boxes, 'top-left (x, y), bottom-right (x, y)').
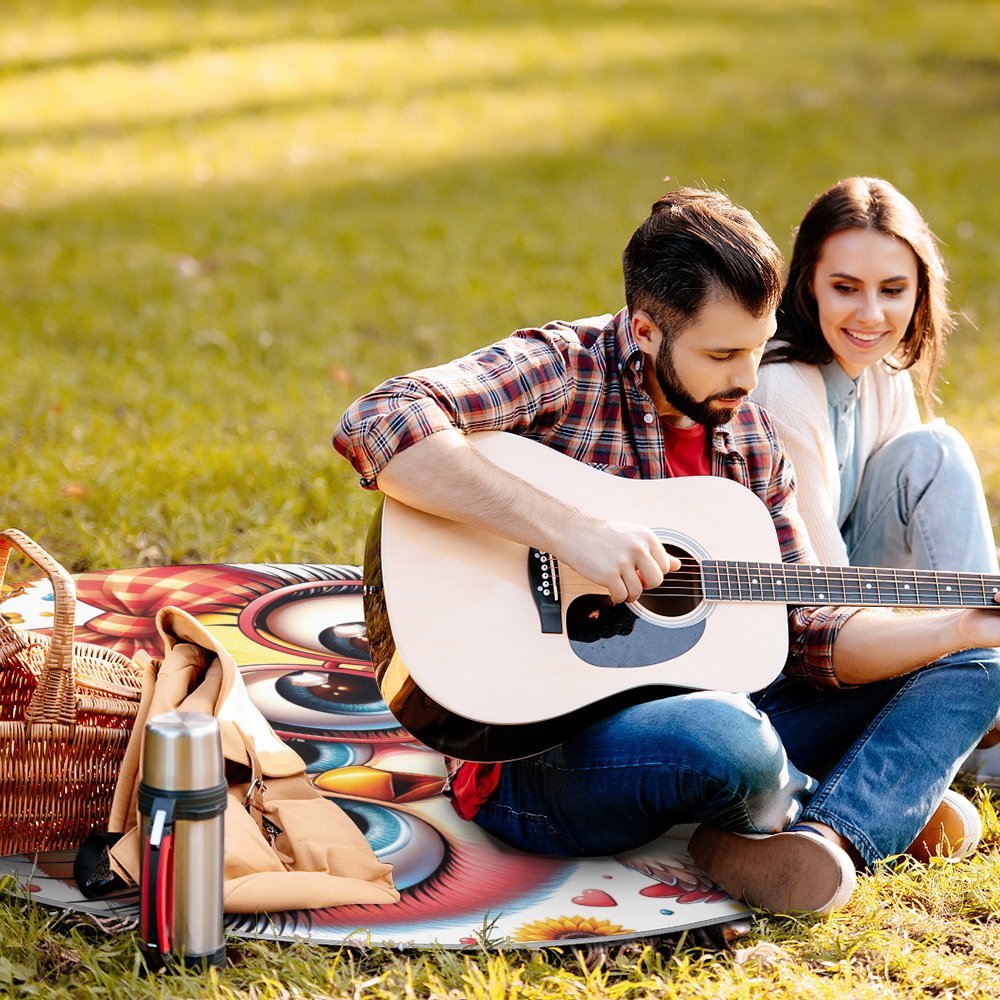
top-left (72, 830), bottom-right (128, 899)
top-left (137, 781), bottom-right (228, 820)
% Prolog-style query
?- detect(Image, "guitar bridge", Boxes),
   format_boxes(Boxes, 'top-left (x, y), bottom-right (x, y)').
top-left (528, 549), bottom-right (563, 633)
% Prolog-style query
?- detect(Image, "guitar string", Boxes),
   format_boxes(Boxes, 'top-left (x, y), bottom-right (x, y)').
top-left (555, 585), bottom-right (999, 602)
top-left (554, 584), bottom-right (999, 606)
top-left (557, 566), bottom-right (1000, 588)
top-left (554, 565), bottom-right (1000, 605)
top-left (545, 559), bottom-right (1000, 586)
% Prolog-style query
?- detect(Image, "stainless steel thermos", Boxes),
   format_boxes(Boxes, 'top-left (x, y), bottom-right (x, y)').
top-left (139, 711), bottom-right (227, 970)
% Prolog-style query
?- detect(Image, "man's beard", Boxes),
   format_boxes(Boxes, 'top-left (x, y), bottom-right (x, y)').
top-left (654, 339), bottom-right (748, 429)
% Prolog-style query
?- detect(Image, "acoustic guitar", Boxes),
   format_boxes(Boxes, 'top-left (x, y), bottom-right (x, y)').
top-left (362, 431), bottom-right (1000, 762)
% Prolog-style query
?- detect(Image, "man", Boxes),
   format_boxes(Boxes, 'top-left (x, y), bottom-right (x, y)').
top-left (333, 188), bottom-right (1000, 915)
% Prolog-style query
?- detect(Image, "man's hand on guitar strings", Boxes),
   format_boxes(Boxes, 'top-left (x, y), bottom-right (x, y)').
top-left (555, 516), bottom-right (680, 604)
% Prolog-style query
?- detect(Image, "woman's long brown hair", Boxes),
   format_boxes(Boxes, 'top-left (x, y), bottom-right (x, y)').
top-left (764, 176), bottom-right (953, 411)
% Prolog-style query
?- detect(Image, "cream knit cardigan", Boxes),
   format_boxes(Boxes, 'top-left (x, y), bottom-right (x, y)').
top-left (752, 359), bottom-right (921, 566)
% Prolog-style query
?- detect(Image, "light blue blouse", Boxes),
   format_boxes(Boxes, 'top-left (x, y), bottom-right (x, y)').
top-left (820, 360), bottom-right (864, 527)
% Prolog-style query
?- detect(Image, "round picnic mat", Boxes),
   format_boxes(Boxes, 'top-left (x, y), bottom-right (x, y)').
top-left (0, 563), bottom-right (746, 949)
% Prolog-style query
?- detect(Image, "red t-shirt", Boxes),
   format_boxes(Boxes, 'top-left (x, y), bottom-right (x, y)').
top-left (660, 419), bottom-right (710, 477)
top-left (448, 421), bottom-right (710, 820)
top-left (449, 761), bottom-right (504, 820)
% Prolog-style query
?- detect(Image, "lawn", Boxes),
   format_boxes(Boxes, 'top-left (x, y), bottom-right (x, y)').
top-left (2, 0), bottom-right (1000, 996)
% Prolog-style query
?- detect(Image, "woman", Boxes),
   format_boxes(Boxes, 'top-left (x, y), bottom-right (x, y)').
top-left (753, 176), bottom-right (1000, 855)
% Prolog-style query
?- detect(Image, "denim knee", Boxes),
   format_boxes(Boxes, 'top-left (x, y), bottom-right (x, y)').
top-left (855, 422), bottom-right (998, 572)
top-left (875, 422), bottom-right (978, 496)
top-left (669, 691), bottom-right (791, 796)
top-left (932, 647), bottom-right (1000, 734)
top-left (667, 692), bottom-right (813, 832)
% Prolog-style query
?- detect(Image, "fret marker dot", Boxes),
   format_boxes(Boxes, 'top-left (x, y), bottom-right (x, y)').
top-left (751, 578), bottom-right (758, 585)
top-left (904, 584), bottom-right (910, 589)
top-left (865, 583), bottom-right (872, 589)
top-left (946, 586), bottom-right (953, 591)
top-left (819, 593), bottom-right (825, 599)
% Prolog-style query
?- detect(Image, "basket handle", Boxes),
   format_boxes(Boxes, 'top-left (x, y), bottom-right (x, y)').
top-left (0, 528), bottom-right (78, 728)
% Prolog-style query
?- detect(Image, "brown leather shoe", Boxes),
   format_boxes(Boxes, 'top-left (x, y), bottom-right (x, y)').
top-left (688, 826), bottom-right (857, 915)
top-left (907, 789), bottom-right (982, 862)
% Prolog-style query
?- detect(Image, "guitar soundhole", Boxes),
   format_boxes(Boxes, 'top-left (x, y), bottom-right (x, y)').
top-left (636, 543), bottom-right (703, 618)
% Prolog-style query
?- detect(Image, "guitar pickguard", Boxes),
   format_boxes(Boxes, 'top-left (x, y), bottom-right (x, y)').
top-left (566, 594), bottom-right (706, 667)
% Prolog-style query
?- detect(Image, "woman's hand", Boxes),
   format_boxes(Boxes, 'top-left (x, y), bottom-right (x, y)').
top-left (952, 591), bottom-right (1000, 650)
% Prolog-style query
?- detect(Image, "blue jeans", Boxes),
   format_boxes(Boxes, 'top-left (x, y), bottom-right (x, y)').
top-left (842, 423), bottom-right (999, 574)
top-left (474, 691), bottom-right (816, 857)
top-left (755, 647), bottom-right (1000, 865)
top-left (841, 423), bottom-right (1000, 784)
top-left (475, 650), bottom-right (1000, 867)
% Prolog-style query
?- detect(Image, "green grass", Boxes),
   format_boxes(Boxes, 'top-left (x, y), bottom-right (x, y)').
top-left (3, 798), bottom-right (1000, 997)
top-left (3, 0), bottom-right (1000, 995)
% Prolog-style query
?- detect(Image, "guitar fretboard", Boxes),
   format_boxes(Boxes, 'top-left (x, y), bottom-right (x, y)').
top-left (701, 561), bottom-right (1000, 609)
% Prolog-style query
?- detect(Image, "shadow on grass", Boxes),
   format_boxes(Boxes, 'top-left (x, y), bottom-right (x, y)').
top-left (1, 0), bottom-right (815, 78)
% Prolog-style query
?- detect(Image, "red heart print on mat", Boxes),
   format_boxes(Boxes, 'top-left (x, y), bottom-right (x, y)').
top-left (571, 888), bottom-right (617, 907)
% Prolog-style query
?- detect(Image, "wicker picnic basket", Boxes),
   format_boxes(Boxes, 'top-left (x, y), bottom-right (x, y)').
top-left (0, 528), bottom-right (144, 856)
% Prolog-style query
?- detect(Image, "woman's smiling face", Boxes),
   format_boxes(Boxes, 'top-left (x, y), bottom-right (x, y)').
top-left (811, 228), bottom-right (919, 379)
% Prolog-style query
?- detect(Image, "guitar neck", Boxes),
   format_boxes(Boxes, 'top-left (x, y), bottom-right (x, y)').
top-left (702, 561), bottom-right (1000, 609)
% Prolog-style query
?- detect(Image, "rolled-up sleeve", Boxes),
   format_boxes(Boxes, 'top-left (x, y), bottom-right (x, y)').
top-left (333, 332), bottom-right (574, 488)
top-left (785, 605), bottom-right (858, 687)
top-left (333, 389), bottom-right (459, 488)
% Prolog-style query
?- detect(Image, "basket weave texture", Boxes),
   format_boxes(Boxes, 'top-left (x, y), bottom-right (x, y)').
top-left (0, 528), bottom-right (144, 856)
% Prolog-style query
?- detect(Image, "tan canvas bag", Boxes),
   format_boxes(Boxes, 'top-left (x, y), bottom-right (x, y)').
top-left (106, 606), bottom-right (399, 914)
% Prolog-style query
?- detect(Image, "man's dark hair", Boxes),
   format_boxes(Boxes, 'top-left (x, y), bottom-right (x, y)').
top-left (622, 187), bottom-right (783, 340)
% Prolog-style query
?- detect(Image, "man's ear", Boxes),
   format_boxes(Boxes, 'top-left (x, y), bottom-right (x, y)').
top-left (631, 310), bottom-right (662, 357)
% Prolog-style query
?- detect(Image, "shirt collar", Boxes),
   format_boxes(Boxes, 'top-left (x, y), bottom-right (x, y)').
top-left (820, 359), bottom-right (860, 406)
top-left (616, 309), bottom-right (645, 379)
top-left (711, 423), bottom-right (734, 455)
top-left (618, 307), bottom-right (736, 455)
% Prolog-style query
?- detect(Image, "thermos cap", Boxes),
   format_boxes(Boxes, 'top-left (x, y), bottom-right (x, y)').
top-left (142, 711), bottom-right (225, 791)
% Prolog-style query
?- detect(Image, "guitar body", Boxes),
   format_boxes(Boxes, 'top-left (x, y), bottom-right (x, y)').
top-left (364, 432), bottom-right (789, 761)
